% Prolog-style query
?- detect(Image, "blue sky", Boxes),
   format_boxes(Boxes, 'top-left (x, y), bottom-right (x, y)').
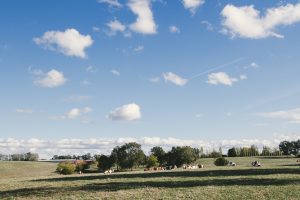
top-left (1, 0), bottom-right (300, 157)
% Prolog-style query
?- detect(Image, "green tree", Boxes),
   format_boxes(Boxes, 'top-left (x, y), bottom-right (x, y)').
top-left (146, 155), bottom-right (159, 168)
top-left (166, 146), bottom-right (198, 167)
top-left (150, 146), bottom-right (166, 166)
top-left (227, 147), bottom-right (237, 157)
top-left (279, 141), bottom-right (294, 156)
top-left (111, 142), bottom-right (145, 170)
top-left (291, 140), bottom-right (300, 156)
top-left (261, 146), bottom-right (271, 156)
top-left (97, 154), bottom-right (114, 171)
top-left (209, 150), bottom-right (222, 158)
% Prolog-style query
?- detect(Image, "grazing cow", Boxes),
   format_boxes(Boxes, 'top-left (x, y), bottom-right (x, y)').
top-left (198, 164), bottom-right (204, 168)
top-left (104, 169), bottom-right (113, 174)
top-left (228, 162), bottom-right (236, 166)
top-left (251, 161), bottom-right (261, 167)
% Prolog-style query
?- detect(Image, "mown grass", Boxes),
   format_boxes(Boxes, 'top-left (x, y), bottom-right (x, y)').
top-left (0, 157), bottom-right (299, 200)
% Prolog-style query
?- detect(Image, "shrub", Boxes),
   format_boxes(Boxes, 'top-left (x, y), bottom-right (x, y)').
top-left (214, 157), bottom-right (229, 166)
top-left (56, 162), bottom-right (76, 175)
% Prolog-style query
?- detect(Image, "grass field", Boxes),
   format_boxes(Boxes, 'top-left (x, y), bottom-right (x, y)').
top-left (0, 157), bottom-right (299, 199)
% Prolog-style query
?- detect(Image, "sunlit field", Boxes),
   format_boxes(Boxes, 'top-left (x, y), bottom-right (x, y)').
top-left (1, 157), bottom-right (299, 200)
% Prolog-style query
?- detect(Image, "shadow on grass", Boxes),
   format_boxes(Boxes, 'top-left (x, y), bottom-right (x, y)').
top-left (32, 168), bottom-right (300, 182)
top-left (1, 177), bottom-right (300, 198)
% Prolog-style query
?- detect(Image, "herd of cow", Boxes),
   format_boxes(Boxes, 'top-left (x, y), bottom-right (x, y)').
top-left (103, 160), bottom-right (267, 174)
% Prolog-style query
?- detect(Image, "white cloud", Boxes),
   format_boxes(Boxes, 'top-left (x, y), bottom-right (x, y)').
top-left (258, 107), bottom-right (300, 123)
top-left (221, 3), bottom-right (300, 39)
top-left (149, 77), bottom-right (160, 83)
top-left (128, 0), bottom-right (157, 34)
top-left (67, 107), bottom-right (92, 119)
top-left (97, 0), bottom-right (122, 8)
top-left (163, 72), bottom-right (188, 86)
top-left (250, 62), bottom-right (259, 68)
top-left (33, 28), bottom-right (93, 58)
top-left (239, 74), bottom-right (248, 80)
top-left (207, 72), bottom-right (238, 86)
top-left (54, 107), bottom-right (92, 120)
top-left (169, 25), bottom-right (180, 33)
top-left (182, 0), bottom-right (205, 15)
top-left (34, 69), bottom-right (67, 88)
top-left (201, 20), bottom-right (214, 31)
top-left (1, 133), bottom-right (298, 159)
top-left (92, 26), bottom-right (100, 32)
top-left (80, 80), bottom-right (91, 85)
top-left (111, 69), bottom-right (120, 76)
top-left (86, 65), bottom-right (98, 73)
top-left (133, 45), bottom-right (144, 52)
top-left (63, 95), bottom-right (91, 103)
top-left (108, 103), bottom-right (142, 121)
top-left (106, 19), bottom-right (126, 36)
top-left (16, 109), bottom-right (33, 114)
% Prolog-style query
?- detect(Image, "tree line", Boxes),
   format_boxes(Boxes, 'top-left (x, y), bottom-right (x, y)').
top-left (0, 152), bottom-right (39, 161)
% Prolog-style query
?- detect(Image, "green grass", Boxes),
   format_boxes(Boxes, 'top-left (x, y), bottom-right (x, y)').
top-left (0, 157), bottom-right (299, 200)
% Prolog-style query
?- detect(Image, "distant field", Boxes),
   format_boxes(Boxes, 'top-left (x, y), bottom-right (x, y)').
top-left (0, 157), bottom-right (299, 200)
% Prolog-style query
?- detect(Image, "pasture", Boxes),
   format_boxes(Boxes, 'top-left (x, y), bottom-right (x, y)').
top-left (0, 157), bottom-right (299, 199)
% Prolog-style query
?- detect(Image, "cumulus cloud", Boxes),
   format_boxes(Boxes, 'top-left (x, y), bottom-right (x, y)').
top-left (16, 109), bottom-right (33, 114)
top-left (169, 25), bottom-right (180, 33)
top-left (128, 0), bottom-right (157, 34)
top-left (106, 19), bottom-right (126, 36)
top-left (163, 72), bottom-right (188, 86)
top-left (258, 107), bottom-right (300, 123)
top-left (182, 0), bottom-right (205, 15)
top-left (108, 103), bottom-right (141, 121)
top-left (34, 69), bottom-right (67, 88)
top-left (1, 133), bottom-right (298, 159)
top-left (97, 0), bottom-right (122, 8)
top-left (207, 72), bottom-right (238, 86)
top-left (221, 3), bottom-right (300, 39)
top-left (33, 28), bottom-right (93, 58)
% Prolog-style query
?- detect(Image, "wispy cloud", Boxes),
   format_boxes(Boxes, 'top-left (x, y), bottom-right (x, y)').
top-left (169, 25), bottom-right (180, 33)
top-left (111, 69), bottom-right (120, 76)
top-left (201, 20), bottom-right (214, 31)
top-left (133, 45), bottom-right (144, 52)
top-left (163, 72), bottom-right (188, 86)
top-left (63, 95), bottom-right (91, 103)
top-left (16, 109), bottom-right (33, 114)
top-left (86, 65), bottom-right (98, 73)
top-left (53, 107), bottom-right (92, 120)
top-left (258, 107), bottom-right (300, 123)
top-left (97, 0), bottom-right (122, 8)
